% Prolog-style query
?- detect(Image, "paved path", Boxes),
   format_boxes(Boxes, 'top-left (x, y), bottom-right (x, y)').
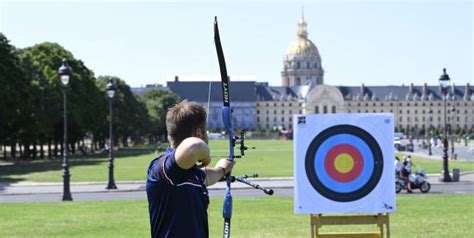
top-left (1, 173), bottom-right (472, 202)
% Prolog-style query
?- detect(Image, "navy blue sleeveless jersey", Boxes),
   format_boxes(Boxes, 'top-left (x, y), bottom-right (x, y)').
top-left (146, 148), bottom-right (209, 238)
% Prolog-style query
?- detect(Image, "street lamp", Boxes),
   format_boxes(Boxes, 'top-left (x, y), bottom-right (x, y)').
top-left (450, 106), bottom-right (456, 159)
top-left (427, 108), bottom-right (433, 156)
top-left (439, 68), bottom-right (452, 182)
top-left (58, 59), bottom-right (73, 201)
top-left (106, 80), bottom-right (117, 189)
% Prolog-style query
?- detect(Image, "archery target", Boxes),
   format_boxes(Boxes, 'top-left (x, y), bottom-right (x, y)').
top-left (294, 114), bottom-right (396, 214)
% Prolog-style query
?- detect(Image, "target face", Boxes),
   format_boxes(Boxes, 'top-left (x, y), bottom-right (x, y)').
top-left (305, 125), bottom-right (383, 202)
top-left (294, 113), bottom-right (395, 214)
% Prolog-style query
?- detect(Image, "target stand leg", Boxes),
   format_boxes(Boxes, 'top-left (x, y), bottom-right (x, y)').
top-left (310, 213), bottom-right (390, 238)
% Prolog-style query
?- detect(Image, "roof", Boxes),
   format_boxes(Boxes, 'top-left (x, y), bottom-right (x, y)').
top-left (256, 84), bottom-right (309, 101)
top-left (335, 84), bottom-right (472, 101)
top-left (166, 81), bottom-right (257, 102)
top-left (256, 83), bottom-right (473, 101)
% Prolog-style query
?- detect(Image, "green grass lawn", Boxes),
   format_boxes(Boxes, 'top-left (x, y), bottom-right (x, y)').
top-left (0, 140), bottom-right (472, 183)
top-left (0, 195), bottom-right (472, 237)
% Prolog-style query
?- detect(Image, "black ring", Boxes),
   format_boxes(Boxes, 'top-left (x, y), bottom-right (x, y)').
top-left (305, 124), bottom-right (383, 202)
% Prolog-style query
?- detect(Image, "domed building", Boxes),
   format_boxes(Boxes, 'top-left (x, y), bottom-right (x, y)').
top-left (139, 14), bottom-right (473, 136)
top-left (281, 15), bottom-right (324, 87)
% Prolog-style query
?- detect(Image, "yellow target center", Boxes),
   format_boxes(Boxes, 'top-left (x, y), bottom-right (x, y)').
top-left (334, 153), bottom-right (354, 173)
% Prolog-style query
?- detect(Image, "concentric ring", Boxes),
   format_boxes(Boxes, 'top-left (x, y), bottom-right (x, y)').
top-left (305, 124), bottom-right (383, 202)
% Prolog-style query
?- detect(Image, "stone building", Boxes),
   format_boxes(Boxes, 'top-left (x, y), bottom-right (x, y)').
top-left (255, 15), bottom-right (473, 133)
top-left (132, 15), bottom-right (473, 133)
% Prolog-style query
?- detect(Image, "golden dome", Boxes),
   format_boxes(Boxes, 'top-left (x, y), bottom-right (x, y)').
top-left (286, 16), bottom-right (320, 58)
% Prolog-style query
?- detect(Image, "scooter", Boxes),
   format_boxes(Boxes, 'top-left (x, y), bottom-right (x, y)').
top-left (395, 170), bottom-right (431, 193)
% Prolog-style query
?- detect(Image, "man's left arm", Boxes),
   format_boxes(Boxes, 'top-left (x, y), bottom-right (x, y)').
top-left (203, 159), bottom-right (235, 186)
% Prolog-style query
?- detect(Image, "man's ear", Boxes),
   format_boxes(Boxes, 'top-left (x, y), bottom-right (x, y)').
top-left (195, 127), bottom-right (203, 138)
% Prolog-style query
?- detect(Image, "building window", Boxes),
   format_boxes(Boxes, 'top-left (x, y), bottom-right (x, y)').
top-left (357, 103), bottom-right (361, 106)
top-left (281, 117), bottom-right (285, 122)
top-left (373, 103), bottom-right (376, 106)
top-left (257, 110), bottom-right (260, 115)
top-left (266, 103), bottom-right (269, 107)
top-left (399, 117), bottom-right (402, 122)
top-left (257, 117), bottom-right (260, 122)
top-left (297, 61), bottom-right (300, 69)
top-left (289, 103), bottom-right (292, 106)
top-left (289, 110), bottom-right (293, 114)
top-left (307, 61), bottom-right (310, 68)
top-left (390, 110), bottom-right (393, 113)
top-left (381, 103), bottom-right (384, 106)
top-left (348, 110), bottom-right (352, 113)
top-left (407, 103), bottom-right (410, 106)
top-left (373, 110), bottom-right (376, 113)
top-left (422, 110), bottom-right (425, 114)
top-left (365, 103), bottom-right (368, 106)
top-left (266, 117), bottom-right (269, 122)
top-left (407, 110), bottom-right (410, 114)
top-left (415, 110), bottom-right (418, 114)
top-left (323, 106), bottom-right (328, 114)
top-left (414, 103), bottom-right (418, 106)
top-left (365, 110), bottom-right (368, 113)
top-left (281, 103), bottom-right (285, 107)
top-left (358, 110), bottom-right (361, 113)
top-left (390, 103), bottom-right (393, 106)
top-left (289, 117), bottom-right (292, 122)
top-left (332, 106), bottom-right (336, 113)
top-left (299, 110), bottom-right (302, 114)
top-left (296, 77), bottom-right (301, 85)
top-left (273, 117), bottom-right (277, 122)
top-left (266, 110), bottom-right (269, 114)
top-left (400, 110), bottom-right (403, 114)
top-left (274, 110), bottom-right (277, 114)
top-left (348, 103), bottom-right (351, 106)
top-left (315, 106), bottom-right (319, 114)
top-left (281, 110), bottom-right (284, 114)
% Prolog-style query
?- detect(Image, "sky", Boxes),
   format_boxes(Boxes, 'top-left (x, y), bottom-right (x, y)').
top-left (0, 0), bottom-right (472, 88)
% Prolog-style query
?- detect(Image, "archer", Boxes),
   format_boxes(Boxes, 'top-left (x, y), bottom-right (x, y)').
top-left (146, 100), bottom-right (235, 238)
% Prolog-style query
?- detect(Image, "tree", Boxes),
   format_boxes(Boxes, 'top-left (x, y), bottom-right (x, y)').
top-left (21, 42), bottom-right (107, 156)
top-left (96, 76), bottom-right (149, 147)
top-left (141, 89), bottom-right (180, 142)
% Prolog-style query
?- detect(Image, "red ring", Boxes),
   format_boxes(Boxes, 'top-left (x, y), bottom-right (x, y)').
top-left (324, 144), bottom-right (363, 182)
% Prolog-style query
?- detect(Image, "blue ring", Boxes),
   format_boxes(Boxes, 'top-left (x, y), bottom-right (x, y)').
top-left (314, 134), bottom-right (373, 193)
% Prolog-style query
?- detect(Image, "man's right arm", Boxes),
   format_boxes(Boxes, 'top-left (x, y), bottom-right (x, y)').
top-left (174, 137), bottom-right (211, 170)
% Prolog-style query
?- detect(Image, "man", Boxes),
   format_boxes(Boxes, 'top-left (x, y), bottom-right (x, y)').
top-left (146, 100), bottom-right (234, 238)
top-left (401, 156), bottom-right (413, 193)
top-left (394, 156), bottom-right (402, 178)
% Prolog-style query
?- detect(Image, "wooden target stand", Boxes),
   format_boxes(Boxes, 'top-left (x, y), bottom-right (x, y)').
top-left (310, 213), bottom-right (390, 238)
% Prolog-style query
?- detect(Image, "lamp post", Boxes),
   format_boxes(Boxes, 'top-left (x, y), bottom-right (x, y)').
top-left (428, 108), bottom-right (433, 156)
top-left (58, 59), bottom-right (73, 201)
top-left (439, 68), bottom-right (452, 182)
top-left (106, 80), bottom-right (117, 189)
top-left (450, 106), bottom-right (456, 159)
